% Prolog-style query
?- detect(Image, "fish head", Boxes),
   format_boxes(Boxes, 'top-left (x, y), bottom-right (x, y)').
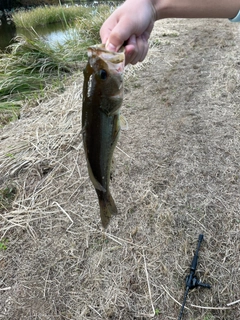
top-left (85, 44), bottom-right (125, 115)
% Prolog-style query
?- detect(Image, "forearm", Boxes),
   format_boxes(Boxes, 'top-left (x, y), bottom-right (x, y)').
top-left (153, 0), bottom-right (240, 20)
top-left (101, 0), bottom-right (240, 64)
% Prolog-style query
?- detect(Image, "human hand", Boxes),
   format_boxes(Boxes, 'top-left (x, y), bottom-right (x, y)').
top-left (100, 0), bottom-right (156, 65)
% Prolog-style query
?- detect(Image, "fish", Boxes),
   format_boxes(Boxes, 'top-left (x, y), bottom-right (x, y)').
top-left (82, 44), bottom-right (125, 228)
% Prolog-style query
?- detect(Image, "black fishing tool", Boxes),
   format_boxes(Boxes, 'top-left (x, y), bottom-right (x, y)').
top-left (178, 234), bottom-right (211, 320)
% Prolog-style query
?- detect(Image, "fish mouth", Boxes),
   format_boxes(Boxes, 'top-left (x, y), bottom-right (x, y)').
top-left (88, 44), bottom-right (125, 64)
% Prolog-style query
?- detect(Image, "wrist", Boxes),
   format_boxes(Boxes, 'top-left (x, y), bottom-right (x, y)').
top-left (150, 0), bottom-right (165, 20)
top-left (150, 0), bottom-right (179, 20)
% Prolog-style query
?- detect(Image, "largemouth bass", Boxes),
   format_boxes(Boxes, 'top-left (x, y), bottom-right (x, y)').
top-left (82, 44), bottom-right (125, 228)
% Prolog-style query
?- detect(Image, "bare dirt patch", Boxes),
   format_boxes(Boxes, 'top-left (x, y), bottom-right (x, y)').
top-left (0, 19), bottom-right (240, 320)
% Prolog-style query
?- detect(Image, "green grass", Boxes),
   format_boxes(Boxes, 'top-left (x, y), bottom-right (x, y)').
top-left (75, 5), bottom-right (115, 43)
top-left (0, 185), bottom-right (17, 213)
top-left (0, 239), bottom-right (8, 250)
top-left (12, 5), bottom-right (90, 29)
top-left (0, 5), bottom-right (114, 125)
top-left (0, 36), bottom-right (73, 113)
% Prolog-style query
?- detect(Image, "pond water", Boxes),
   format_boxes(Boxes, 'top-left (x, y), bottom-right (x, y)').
top-left (19, 22), bottom-right (76, 48)
top-left (0, 1), bottom-right (122, 51)
top-left (0, 17), bottom-right (76, 51)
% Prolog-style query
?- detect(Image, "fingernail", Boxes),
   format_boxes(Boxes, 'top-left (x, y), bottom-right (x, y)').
top-left (106, 42), bottom-right (117, 52)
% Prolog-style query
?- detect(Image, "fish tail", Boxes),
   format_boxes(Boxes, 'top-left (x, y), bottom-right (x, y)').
top-left (96, 190), bottom-right (118, 228)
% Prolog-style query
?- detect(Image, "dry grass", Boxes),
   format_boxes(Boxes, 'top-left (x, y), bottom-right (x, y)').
top-left (0, 19), bottom-right (240, 320)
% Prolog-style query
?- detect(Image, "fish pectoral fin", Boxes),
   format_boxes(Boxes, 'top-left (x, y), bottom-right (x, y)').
top-left (97, 191), bottom-right (118, 228)
top-left (86, 159), bottom-right (106, 192)
top-left (100, 96), bottom-right (122, 116)
top-left (120, 114), bottom-right (128, 130)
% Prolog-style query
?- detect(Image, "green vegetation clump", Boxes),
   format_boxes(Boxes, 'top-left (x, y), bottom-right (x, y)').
top-left (18, 0), bottom-right (58, 6)
top-left (0, 238), bottom-right (8, 250)
top-left (75, 5), bottom-right (114, 43)
top-left (0, 185), bottom-right (17, 213)
top-left (0, 5), bottom-right (114, 125)
top-left (12, 5), bottom-right (90, 29)
top-left (0, 34), bottom-right (84, 118)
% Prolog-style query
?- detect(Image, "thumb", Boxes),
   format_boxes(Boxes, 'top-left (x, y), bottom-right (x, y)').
top-left (105, 40), bottom-right (118, 52)
top-left (101, 16), bottom-right (135, 52)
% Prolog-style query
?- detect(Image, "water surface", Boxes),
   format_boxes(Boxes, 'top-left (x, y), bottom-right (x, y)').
top-left (0, 19), bottom-right (74, 51)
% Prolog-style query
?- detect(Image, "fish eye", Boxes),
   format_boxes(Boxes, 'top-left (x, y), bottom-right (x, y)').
top-left (99, 69), bottom-right (108, 80)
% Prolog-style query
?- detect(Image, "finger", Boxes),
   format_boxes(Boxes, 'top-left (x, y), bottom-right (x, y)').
top-left (125, 34), bottom-right (149, 65)
top-left (138, 35), bottom-right (149, 62)
top-left (103, 14), bottom-right (138, 52)
top-left (100, 14), bottom-right (117, 45)
top-left (131, 36), bottom-right (145, 64)
top-left (108, 18), bottom-right (136, 51)
top-left (124, 34), bottom-right (139, 65)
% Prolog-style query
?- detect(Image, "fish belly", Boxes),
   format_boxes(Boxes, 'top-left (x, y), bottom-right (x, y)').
top-left (83, 107), bottom-right (120, 228)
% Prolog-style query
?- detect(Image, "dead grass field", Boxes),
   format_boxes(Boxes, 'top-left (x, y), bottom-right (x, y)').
top-left (0, 19), bottom-right (240, 320)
